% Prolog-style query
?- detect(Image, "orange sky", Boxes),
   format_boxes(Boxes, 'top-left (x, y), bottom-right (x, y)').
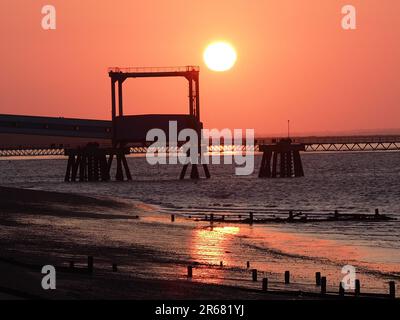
top-left (1, 0), bottom-right (399, 136)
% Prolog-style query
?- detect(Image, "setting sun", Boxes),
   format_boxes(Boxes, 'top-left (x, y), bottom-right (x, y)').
top-left (203, 41), bottom-right (237, 72)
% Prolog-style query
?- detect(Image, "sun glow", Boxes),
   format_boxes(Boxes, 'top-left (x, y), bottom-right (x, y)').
top-left (203, 41), bottom-right (237, 72)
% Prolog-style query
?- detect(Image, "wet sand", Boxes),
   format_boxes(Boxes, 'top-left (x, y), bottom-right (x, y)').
top-left (0, 257), bottom-right (305, 300)
top-left (0, 186), bottom-right (314, 300)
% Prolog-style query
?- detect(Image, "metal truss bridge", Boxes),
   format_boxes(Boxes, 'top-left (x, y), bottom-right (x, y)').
top-left (1, 114), bottom-right (400, 157)
top-left (2, 137), bottom-right (400, 158)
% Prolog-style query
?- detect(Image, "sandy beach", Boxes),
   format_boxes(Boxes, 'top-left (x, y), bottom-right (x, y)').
top-left (0, 186), bottom-right (321, 300)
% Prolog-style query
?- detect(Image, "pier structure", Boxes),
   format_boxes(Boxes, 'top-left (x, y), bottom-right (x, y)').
top-left (64, 143), bottom-right (131, 182)
top-left (51, 66), bottom-right (211, 182)
top-left (108, 66), bottom-right (210, 180)
top-left (258, 138), bottom-right (305, 178)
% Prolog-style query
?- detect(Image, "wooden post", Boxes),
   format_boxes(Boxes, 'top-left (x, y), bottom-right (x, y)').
top-left (293, 150), bottom-right (304, 177)
top-left (93, 155), bottom-right (100, 181)
top-left (262, 278), bottom-right (268, 292)
top-left (202, 164), bottom-right (211, 179)
top-left (190, 164), bottom-right (200, 180)
top-left (87, 154), bottom-right (93, 181)
top-left (187, 266), bottom-right (193, 278)
top-left (171, 214), bottom-right (175, 222)
top-left (179, 163), bottom-right (188, 180)
top-left (339, 282), bottom-right (345, 297)
top-left (116, 153), bottom-right (124, 181)
top-left (321, 277), bottom-right (327, 295)
top-left (121, 154), bottom-right (132, 181)
top-left (100, 153), bottom-right (110, 181)
top-left (389, 281), bottom-right (396, 299)
top-left (252, 269), bottom-right (258, 282)
top-left (249, 212), bottom-right (254, 225)
top-left (112, 263), bottom-right (118, 272)
top-left (293, 150), bottom-right (300, 176)
top-left (334, 210), bottom-right (339, 220)
top-left (210, 213), bottom-right (214, 225)
top-left (79, 154), bottom-right (86, 182)
top-left (355, 279), bottom-right (360, 296)
top-left (258, 152), bottom-right (267, 178)
top-left (71, 154), bottom-right (80, 182)
top-left (271, 152), bottom-right (278, 178)
top-left (87, 256), bottom-right (94, 274)
top-left (220, 261), bottom-right (223, 267)
top-left (287, 151), bottom-right (293, 177)
top-left (246, 261), bottom-right (250, 269)
top-left (284, 271), bottom-right (290, 284)
top-left (279, 152), bottom-right (285, 177)
top-left (65, 155), bottom-right (74, 182)
top-left (315, 272), bottom-right (321, 286)
top-left (258, 151), bottom-right (272, 178)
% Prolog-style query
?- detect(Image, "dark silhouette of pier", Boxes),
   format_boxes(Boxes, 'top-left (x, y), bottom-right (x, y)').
top-left (107, 66), bottom-right (209, 181)
top-left (258, 138), bottom-right (305, 178)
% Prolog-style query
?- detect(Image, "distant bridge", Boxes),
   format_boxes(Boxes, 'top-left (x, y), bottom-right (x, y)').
top-left (1, 114), bottom-right (400, 157)
top-left (257, 136), bottom-right (400, 152)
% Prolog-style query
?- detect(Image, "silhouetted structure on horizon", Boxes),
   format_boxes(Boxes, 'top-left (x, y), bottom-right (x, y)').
top-left (64, 66), bottom-right (210, 182)
top-left (258, 138), bottom-right (305, 178)
top-left (108, 66), bottom-right (210, 180)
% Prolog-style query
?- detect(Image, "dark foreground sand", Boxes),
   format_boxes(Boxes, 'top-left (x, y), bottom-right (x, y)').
top-left (0, 257), bottom-right (311, 300)
top-left (0, 186), bottom-right (318, 300)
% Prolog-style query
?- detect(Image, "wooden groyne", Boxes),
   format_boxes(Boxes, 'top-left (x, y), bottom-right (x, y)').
top-left (193, 209), bottom-right (395, 225)
top-left (1, 255), bottom-right (397, 300)
top-left (187, 262), bottom-right (398, 300)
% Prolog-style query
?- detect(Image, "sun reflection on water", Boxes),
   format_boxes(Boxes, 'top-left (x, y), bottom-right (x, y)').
top-left (191, 226), bottom-right (240, 267)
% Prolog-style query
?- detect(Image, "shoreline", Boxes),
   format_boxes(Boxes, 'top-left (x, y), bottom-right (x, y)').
top-left (0, 186), bottom-right (304, 300)
top-left (0, 256), bottom-right (318, 300)
top-left (0, 186), bottom-right (397, 299)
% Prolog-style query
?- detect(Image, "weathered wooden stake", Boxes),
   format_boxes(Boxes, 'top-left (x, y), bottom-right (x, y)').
top-left (355, 279), bottom-right (361, 296)
top-left (87, 256), bottom-right (94, 274)
top-left (220, 261), bottom-right (223, 267)
top-left (249, 212), bottom-right (254, 225)
top-left (315, 272), bottom-right (321, 286)
top-left (339, 282), bottom-right (345, 296)
top-left (389, 281), bottom-right (396, 299)
top-left (112, 263), bottom-right (118, 272)
top-left (321, 277), bottom-right (327, 295)
top-left (334, 210), bottom-right (339, 219)
top-left (262, 278), bottom-right (268, 292)
top-left (285, 271), bottom-right (290, 284)
top-left (246, 261), bottom-right (250, 269)
top-left (171, 214), bottom-right (175, 222)
top-left (210, 214), bottom-right (214, 224)
top-left (187, 266), bottom-right (193, 278)
top-left (252, 269), bottom-right (258, 282)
